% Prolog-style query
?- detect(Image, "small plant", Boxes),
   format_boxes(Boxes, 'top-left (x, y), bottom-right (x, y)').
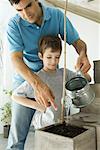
top-left (0, 89), bottom-right (12, 138)
top-left (0, 102), bottom-right (12, 125)
top-left (3, 89), bottom-right (12, 97)
top-left (0, 102), bottom-right (12, 138)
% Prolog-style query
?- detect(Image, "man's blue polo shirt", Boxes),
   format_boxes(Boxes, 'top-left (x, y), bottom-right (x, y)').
top-left (7, 4), bottom-right (79, 85)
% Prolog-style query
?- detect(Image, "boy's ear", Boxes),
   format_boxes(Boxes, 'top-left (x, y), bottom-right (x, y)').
top-left (38, 52), bottom-right (43, 60)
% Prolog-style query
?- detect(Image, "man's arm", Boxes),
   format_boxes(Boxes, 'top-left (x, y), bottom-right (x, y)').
top-left (72, 39), bottom-right (91, 73)
top-left (11, 51), bottom-right (57, 110)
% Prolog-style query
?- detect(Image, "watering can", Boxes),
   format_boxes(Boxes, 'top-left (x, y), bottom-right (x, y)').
top-left (65, 71), bottom-right (95, 108)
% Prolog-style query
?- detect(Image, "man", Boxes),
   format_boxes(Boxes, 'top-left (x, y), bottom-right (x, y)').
top-left (7, 0), bottom-right (91, 149)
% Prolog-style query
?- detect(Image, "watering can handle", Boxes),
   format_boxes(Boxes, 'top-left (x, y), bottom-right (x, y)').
top-left (76, 69), bottom-right (84, 77)
top-left (76, 65), bottom-right (85, 76)
top-left (76, 69), bottom-right (89, 83)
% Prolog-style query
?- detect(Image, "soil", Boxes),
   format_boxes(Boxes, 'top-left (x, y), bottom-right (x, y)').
top-left (43, 123), bottom-right (87, 138)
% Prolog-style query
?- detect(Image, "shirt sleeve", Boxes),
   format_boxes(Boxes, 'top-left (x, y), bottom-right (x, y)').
top-left (57, 9), bottom-right (80, 45)
top-left (60, 68), bottom-right (76, 82)
top-left (13, 81), bottom-right (34, 98)
top-left (6, 17), bottom-right (24, 52)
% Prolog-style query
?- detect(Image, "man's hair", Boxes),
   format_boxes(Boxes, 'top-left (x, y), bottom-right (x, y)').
top-left (8, 0), bottom-right (20, 5)
top-left (39, 35), bottom-right (62, 56)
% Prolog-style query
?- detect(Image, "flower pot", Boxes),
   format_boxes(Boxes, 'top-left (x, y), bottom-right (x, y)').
top-left (34, 123), bottom-right (96, 150)
top-left (3, 125), bottom-right (10, 138)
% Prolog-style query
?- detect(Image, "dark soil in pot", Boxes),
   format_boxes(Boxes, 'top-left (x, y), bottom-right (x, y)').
top-left (43, 123), bottom-right (87, 138)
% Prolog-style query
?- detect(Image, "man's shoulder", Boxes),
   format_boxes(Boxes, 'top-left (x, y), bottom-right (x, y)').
top-left (44, 5), bottom-right (62, 15)
top-left (8, 14), bottom-right (21, 26)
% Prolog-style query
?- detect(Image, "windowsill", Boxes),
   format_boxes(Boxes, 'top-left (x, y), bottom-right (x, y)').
top-left (45, 0), bottom-right (100, 23)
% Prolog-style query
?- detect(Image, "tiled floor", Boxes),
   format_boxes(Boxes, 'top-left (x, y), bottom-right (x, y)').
top-left (0, 130), bottom-right (35, 150)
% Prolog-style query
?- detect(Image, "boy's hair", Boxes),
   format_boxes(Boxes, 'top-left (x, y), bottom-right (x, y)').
top-left (39, 35), bottom-right (62, 56)
top-left (8, 0), bottom-right (20, 5)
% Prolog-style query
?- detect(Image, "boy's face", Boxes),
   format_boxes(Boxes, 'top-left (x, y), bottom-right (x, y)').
top-left (13, 0), bottom-right (43, 24)
top-left (39, 48), bottom-right (61, 72)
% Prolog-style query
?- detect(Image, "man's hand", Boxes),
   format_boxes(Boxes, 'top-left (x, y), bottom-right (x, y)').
top-left (73, 39), bottom-right (91, 73)
top-left (33, 77), bottom-right (57, 111)
top-left (75, 54), bottom-right (91, 73)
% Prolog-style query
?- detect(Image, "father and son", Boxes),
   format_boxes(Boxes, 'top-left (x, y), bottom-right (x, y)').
top-left (6, 0), bottom-right (91, 149)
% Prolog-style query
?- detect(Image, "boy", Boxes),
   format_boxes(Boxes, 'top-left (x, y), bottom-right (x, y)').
top-left (12, 35), bottom-right (91, 129)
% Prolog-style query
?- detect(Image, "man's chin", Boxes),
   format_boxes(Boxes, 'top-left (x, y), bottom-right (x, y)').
top-left (23, 17), bottom-right (35, 23)
top-left (26, 19), bottom-right (35, 23)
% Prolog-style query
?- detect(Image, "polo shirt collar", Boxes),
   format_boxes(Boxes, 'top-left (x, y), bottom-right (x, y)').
top-left (43, 5), bottom-right (51, 21)
top-left (17, 4), bottom-right (51, 27)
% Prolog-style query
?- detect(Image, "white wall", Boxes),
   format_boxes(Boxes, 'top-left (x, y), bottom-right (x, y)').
top-left (0, 0), bottom-right (16, 133)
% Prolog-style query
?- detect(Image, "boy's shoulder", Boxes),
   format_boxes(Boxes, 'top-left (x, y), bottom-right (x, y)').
top-left (58, 68), bottom-right (76, 80)
top-left (58, 68), bottom-right (74, 73)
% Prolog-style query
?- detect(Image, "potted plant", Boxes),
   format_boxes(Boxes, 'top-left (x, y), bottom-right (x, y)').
top-left (0, 102), bottom-right (12, 138)
top-left (1, 89), bottom-right (12, 138)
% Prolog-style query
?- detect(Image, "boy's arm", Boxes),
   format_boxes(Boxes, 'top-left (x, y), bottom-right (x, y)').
top-left (65, 68), bottom-right (91, 82)
top-left (12, 81), bottom-right (46, 112)
top-left (11, 95), bottom-right (45, 112)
